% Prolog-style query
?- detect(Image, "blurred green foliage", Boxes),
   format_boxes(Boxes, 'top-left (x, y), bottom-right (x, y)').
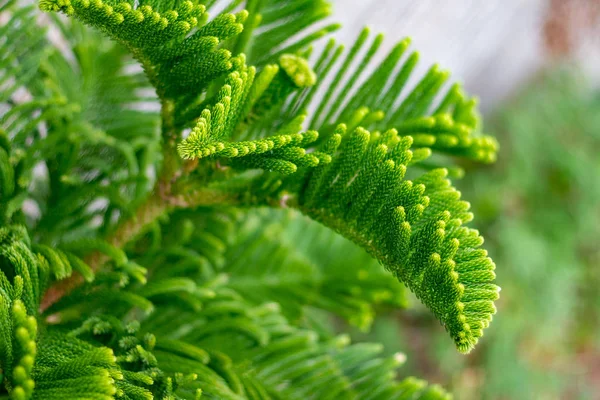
top-left (463, 68), bottom-right (600, 399)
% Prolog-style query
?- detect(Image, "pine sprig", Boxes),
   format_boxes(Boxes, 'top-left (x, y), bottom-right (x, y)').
top-left (285, 29), bottom-right (498, 166)
top-left (177, 56), bottom-right (257, 148)
top-left (257, 124), bottom-right (499, 353)
top-left (0, 227), bottom-right (41, 400)
top-left (177, 56), bottom-right (326, 174)
top-left (2, 300), bottom-right (37, 400)
top-left (39, 0), bottom-right (244, 103)
top-left (33, 335), bottom-right (119, 400)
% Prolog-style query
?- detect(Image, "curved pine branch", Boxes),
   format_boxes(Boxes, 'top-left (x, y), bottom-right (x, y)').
top-left (271, 124), bottom-right (499, 353)
top-left (170, 31), bottom-right (501, 351)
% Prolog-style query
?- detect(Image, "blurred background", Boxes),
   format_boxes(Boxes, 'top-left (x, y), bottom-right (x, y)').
top-left (327, 0), bottom-right (600, 399)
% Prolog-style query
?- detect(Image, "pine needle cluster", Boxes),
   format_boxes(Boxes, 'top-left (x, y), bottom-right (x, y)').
top-left (1, 0), bottom-right (499, 398)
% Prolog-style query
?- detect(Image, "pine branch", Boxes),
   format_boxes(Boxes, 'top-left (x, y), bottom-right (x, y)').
top-left (170, 28), bottom-right (501, 352)
top-left (286, 29), bottom-right (498, 166)
top-left (39, 191), bottom-right (171, 311)
top-left (1, 0), bottom-right (506, 397)
top-left (39, 0), bottom-right (244, 101)
top-left (255, 124), bottom-right (499, 353)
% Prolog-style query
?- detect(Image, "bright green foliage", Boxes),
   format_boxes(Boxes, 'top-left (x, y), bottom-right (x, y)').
top-left (284, 30), bottom-right (498, 165)
top-left (241, 0), bottom-right (339, 66)
top-left (0, 225), bottom-right (169, 399)
top-left (289, 125), bottom-right (498, 352)
top-left (0, 227), bottom-right (39, 400)
top-left (3, 299), bottom-right (37, 400)
top-left (1, 0), bottom-right (501, 398)
top-left (39, 0), bottom-right (243, 101)
top-left (176, 28), bottom-right (500, 350)
top-left (118, 208), bottom-right (449, 399)
top-left (180, 127), bottom-right (325, 175)
top-left (173, 27), bottom-right (498, 352)
top-left (177, 55), bottom-right (323, 174)
top-left (33, 334), bottom-right (119, 400)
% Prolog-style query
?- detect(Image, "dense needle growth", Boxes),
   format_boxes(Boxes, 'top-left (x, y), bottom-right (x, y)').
top-left (0, 0), bottom-right (499, 398)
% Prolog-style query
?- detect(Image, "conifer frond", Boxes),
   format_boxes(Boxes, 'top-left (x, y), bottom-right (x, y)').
top-left (241, 0), bottom-right (340, 66)
top-left (286, 29), bottom-right (498, 166)
top-left (0, 226), bottom-right (43, 315)
top-left (177, 56), bottom-right (257, 147)
top-left (39, 0), bottom-right (245, 102)
top-left (139, 290), bottom-right (450, 399)
top-left (177, 56), bottom-right (329, 173)
top-left (187, 27), bottom-right (500, 352)
top-left (37, 0), bottom-right (499, 352)
top-left (33, 334), bottom-right (120, 400)
top-left (180, 124), bottom-right (325, 175)
top-left (36, 205), bottom-right (446, 399)
top-left (0, 226), bottom-right (43, 399)
top-left (0, 224), bottom-right (193, 399)
top-left (252, 124), bottom-right (499, 353)
top-left (31, 228), bottom-right (449, 400)
top-left (0, 300), bottom-right (37, 400)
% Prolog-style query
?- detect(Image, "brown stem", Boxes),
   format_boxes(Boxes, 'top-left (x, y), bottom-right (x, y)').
top-left (40, 190), bottom-right (172, 312)
top-left (39, 181), bottom-right (248, 312)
